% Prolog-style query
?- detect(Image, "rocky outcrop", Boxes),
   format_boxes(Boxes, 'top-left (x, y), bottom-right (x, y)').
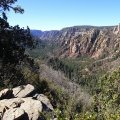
top-left (12, 84), bottom-right (35, 98)
top-left (0, 84), bottom-right (54, 120)
top-left (59, 26), bottom-right (117, 58)
top-left (34, 94), bottom-right (54, 111)
top-left (32, 25), bottom-right (120, 59)
top-left (20, 98), bottom-right (42, 120)
top-left (2, 108), bottom-right (25, 120)
top-left (0, 89), bottom-right (13, 100)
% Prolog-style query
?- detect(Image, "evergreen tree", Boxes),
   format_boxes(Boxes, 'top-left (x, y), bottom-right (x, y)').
top-left (0, 0), bottom-right (35, 87)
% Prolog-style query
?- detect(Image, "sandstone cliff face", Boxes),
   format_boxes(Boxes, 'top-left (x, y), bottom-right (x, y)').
top-left (32, 25), bottom-right (120, 59)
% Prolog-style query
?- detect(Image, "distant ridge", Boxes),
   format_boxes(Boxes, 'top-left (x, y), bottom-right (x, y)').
top-left (31, 24), bottom-right (120, 59)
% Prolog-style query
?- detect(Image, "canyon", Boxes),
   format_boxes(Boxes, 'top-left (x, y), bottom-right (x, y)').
top-left (32, 24), bottom-right (120, 59)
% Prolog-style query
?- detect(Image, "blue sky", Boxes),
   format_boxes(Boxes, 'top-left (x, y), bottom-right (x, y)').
top-left (7, 0), bottom-right (120, 30)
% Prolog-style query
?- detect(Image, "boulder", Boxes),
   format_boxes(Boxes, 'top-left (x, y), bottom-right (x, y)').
top-left (2, 108), bottom-right (25, 120)
top-left (0, 98), bottom-right (42, 120)
top-left (12, 84), bottom-right (35, 98)
top-left (20, 98), bottom-right (42, 120)
top-left (35, 94), bottom-right (54, 111)
top-left (0, 84), bottom-right (54, 120)
top-left (0, 88), bottom-right (13, 100)
top-left (0, 98), bottom-right (24, 109)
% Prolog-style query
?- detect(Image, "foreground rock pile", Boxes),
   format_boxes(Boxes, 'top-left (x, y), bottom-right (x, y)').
top-left (0, 84), bottom-right (54, 120)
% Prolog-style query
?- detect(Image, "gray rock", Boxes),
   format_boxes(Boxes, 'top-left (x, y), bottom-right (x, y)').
top-left (12, 84), bottom-right (35, 98)
top-left (35, 94), bottom-right (54, 111)
top-left (0, 84), bottom-right (54, 120)
top-left (0, 98), bottom-right (24, 109)
top-left (20, 98), bottom-right (42, 120)
top-left (2, 108), bottom-right (25, 120)
top-left (0, 98), bottom-right (42, 120)
top-left (0, 88), bottom-right (13, 100)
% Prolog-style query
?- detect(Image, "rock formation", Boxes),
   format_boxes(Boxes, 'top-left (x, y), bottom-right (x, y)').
top-left (0, 84), bottom-right (54, 120)
top-left (32, 25), bottom-right (120, 59)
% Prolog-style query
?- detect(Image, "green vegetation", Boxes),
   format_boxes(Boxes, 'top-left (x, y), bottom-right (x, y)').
top-left (25, 39), bottom-right (120, 119)
top-left (27, 40), bottom-right (58, 59)
top-left (47, 57), bottom-right (103, 95)
top-left (75, 68), bottom-right (120, 120)
top-left (31, 43), bottom-right (120, 119)
top-left (57, 67), bottom-right (120, 120)
top-left (0, 0), bottom-right (37, 88)
top-left (94, 68), bottom-right (120, 119)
